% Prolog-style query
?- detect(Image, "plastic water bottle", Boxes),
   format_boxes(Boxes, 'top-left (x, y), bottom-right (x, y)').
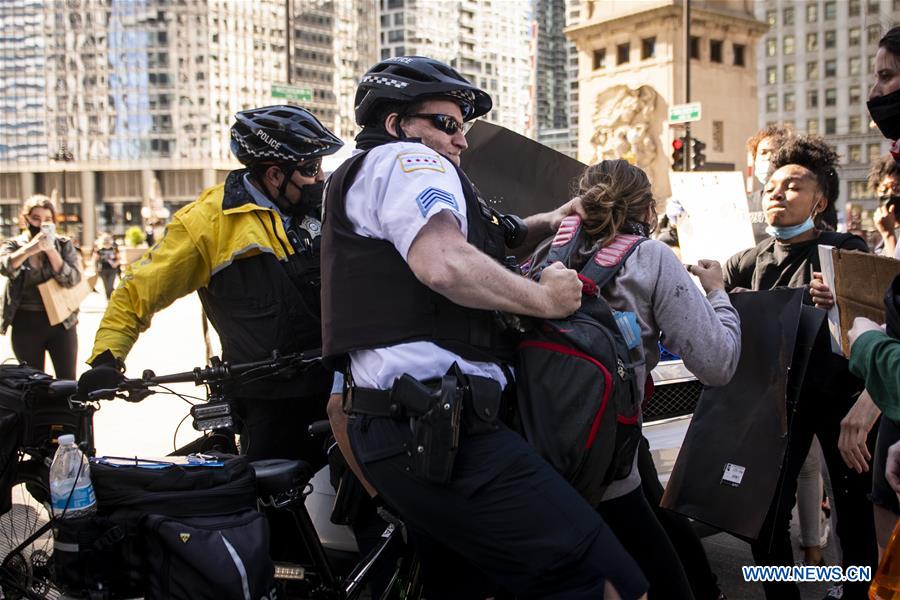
top-left (49, 434), bottom-right (96, 518)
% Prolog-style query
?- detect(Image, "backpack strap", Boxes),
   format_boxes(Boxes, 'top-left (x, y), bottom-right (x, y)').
top-left (580, 234), bottom-right (648, 290)
top-left (546, 215), bottom-right (584, 265)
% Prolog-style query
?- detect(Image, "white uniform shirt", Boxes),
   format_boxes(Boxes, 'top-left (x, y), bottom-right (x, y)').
top-left (338, 141), bottom-right (507, 390)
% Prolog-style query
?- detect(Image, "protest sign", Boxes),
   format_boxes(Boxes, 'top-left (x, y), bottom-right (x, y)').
top-left (669, 171), bottom-right (755, 267)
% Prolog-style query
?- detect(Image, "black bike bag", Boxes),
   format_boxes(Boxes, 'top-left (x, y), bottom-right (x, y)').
top-left (55, 453), bottom-right (274, 600)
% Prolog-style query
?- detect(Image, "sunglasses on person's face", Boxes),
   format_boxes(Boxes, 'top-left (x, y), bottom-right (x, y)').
top-left (406, 113), bottom-right (470, 136)
top-left (296, 158), bottom-right (322, 178)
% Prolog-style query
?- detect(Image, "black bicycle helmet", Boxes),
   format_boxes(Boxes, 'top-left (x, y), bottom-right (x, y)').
top-left (354, 56), bottom-right (492, 126)
top-left (230, 105), bottom-right (343, 166)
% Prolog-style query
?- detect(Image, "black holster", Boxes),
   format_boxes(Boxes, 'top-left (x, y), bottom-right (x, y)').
top-left (388, 365), bottom-right (503, 484)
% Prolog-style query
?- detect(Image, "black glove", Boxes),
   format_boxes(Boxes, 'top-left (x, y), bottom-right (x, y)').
top-left (77, 350), bottom-right (125, 399)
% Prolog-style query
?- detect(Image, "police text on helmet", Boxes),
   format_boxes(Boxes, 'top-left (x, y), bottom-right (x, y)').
top-left (255, 129), bottom-right (281, 150)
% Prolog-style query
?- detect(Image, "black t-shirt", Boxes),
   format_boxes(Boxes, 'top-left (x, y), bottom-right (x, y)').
top-left (724, 231), bottom-right (869, 296)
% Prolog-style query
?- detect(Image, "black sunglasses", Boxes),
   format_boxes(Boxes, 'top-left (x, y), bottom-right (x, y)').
top-left (296, 158), bottom-right (321, 178)
top-left (406, 113), bottom-right (470, 136)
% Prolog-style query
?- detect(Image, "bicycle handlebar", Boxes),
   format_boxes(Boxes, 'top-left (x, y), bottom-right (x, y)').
top-left (82, 349), bottom-right (321, 402)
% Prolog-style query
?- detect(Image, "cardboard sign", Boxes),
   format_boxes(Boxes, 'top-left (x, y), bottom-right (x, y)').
top-left (829, 249), bottom-right (900, 356)
top-left (669, 172), bottom-right (755, 267)
top-left (37, 272), bottom-right (97, 325)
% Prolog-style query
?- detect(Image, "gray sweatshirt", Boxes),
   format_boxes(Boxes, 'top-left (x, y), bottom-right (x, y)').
top-left (599, 239), bottom-right (742, 500)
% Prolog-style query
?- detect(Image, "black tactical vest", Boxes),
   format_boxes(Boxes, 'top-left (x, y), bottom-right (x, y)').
top-left (320, 145), bottom-right (513, 370)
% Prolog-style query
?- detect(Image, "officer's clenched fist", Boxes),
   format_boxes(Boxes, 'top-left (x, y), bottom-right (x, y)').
top-left (539, 261), bottom-right (582, 318)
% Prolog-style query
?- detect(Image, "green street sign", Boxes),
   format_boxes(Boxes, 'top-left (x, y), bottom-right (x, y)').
top-left (271, 83), bottom-right (313, 102)
top-left (668, 102), bottom-right (702, 125)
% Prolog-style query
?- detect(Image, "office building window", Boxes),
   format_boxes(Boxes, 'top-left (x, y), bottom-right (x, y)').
top-left (713, 120), bottom-right (724, 152)
top-left (849, 115), bottom-right (862, 132)
top-left (766, 9), bottom-right (776, 26)
top-left (848, 144), bottom-right (862, 163)
top-left (869, 55), bottom-right (876, 73)
top-left (849, 0), bottom-right (861, 16)
top-left (691, 36), bottom-right (701, 59)
top-left (641, 37), bottom-right (656, 60)
top-left (825, 59), bottom-right (837, 77)
top-left (766, 38), bottom-right (777, 57)
top-left (807, 3), bottom-right (818, 22)
top-left (825, 88), bottom-right (837, 106)
top-left (617, 43), bottom-right (630, 65)
top-left (849, 27), bottom-right (861, 46)
top-left (593, 48), bottom-right (606, 70)
top-left (733, 43), bottom-right (746, 67)
top-left (825, 30), bottom-right (836, 49)
top-left (784, 7), bottom-right (795, 24)
top-left (807, 32), bottom-right (818, 52)
top-left (807, 118), bottom-right (819, 134)
top-left (825, 118), bottom-right (837, 134)
top-left (869, 25), bottom-right (882, 44)
top-left (784, 64), bottom-right (796, 82)
top-left (850, 86), bottom-right (862, 104)
top-left (849, 56), bottom-right (861, 75)
top-left (807, 90), bottom-right (819, 108)
top-left (767, 94), bottom-right (778, 112)
top-left (710, 39), bottom-right (723, 63)
top-left (869, 143), bottom-right (883, 162)
top-left (825, 1), bottom-right (837, 19)
top-left (767, 66), bottom-right (777, 85)
top-left (868, 0), bottom-right (880, 13)
top-left (784, 35), bottom-right (795, 55)
top-left (784, 91), bottom-right (796, 111)
top-left (807, 61), bottom-right (819, 79)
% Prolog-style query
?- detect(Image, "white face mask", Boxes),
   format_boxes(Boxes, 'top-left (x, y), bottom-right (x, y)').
top-left (754, 157), bottom-right (771, 185)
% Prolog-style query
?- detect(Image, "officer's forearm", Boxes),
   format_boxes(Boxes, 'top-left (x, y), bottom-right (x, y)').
top-left (408, 213), bottom-right (552, 317)
top-left (327, 393), bottom-right (378, 497)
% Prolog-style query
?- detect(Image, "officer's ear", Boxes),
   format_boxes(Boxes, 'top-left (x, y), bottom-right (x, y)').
top-left (263, 164), bottom-right (285, 187)
top-left (384, 113), bottom-right (402, 138)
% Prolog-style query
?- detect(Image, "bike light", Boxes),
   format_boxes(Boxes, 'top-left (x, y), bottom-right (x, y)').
top-left (190, 402), bottom-right (234, 431)
top-left (273, 562), bottom-right (306, 580)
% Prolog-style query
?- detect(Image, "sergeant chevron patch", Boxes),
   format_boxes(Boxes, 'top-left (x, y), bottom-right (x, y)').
top-left (415, 187), bottom-right (458, 217)
top-left (397, 152), bottom-right (445, 173)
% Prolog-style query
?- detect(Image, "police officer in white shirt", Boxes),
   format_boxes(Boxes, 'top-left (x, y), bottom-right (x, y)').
top-left (320, 57), bottom-right (648, 599)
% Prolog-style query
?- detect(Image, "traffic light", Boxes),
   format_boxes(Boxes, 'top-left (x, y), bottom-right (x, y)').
top-left (671, 137), bottom-right (685, 170)
top-left (690, 138), bottom-right (706, 170)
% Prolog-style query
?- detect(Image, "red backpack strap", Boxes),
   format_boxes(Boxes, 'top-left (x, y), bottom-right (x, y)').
top-left (579, 234), bottom-right (648, 290)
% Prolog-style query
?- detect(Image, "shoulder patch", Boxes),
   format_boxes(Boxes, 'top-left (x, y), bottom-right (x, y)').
top-left (415, 187), bottom-right (458, 217)
top-left (397, 151), bottom-right (445, 173)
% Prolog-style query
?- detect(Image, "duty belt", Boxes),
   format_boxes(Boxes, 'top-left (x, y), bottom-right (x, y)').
top-left (344, 383), bottom-right (436, 419)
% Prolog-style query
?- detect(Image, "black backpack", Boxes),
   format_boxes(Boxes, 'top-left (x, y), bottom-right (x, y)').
top-left (516, 216), bottom-right (647, 506)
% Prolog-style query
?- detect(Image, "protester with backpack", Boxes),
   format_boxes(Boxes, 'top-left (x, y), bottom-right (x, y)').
top-left (521, 159), bottom-right (741, 599)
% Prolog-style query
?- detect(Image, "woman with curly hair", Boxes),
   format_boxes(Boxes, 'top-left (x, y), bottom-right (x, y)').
top-left (527, 159), bottom-right (741, 599)
top-left (724, 135), bottom-right (877, 600)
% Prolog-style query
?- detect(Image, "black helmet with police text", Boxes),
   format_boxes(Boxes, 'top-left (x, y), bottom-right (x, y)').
top-left (230, 105), bottom-right (343, 167)
top-left (354, 56), bottom-right (492, 126)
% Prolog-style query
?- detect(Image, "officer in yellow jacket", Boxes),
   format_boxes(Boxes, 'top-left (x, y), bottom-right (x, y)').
top-left (80, 105), bottom-right (344, 466)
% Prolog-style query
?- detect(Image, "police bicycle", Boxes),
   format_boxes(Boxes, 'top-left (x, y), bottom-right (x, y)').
top-left (0, 352), bottom-right (422, 600)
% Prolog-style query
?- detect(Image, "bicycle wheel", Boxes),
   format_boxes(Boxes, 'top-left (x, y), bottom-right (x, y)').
top-left (0, 465), bottom-right (62, 600)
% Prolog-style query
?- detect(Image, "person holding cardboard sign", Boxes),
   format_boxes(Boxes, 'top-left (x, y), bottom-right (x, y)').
top-left (0, 195), bottom-right (82, 379)
top-left (724, 135), bottom-right (877, 600)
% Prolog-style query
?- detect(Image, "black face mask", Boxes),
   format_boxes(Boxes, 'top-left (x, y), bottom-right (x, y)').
top-left (294, 181), bottom-right (325, 219)
top-left (867, 86), bottom-right (900, 140)
top-left (27, 223), bottom-right (40, 238)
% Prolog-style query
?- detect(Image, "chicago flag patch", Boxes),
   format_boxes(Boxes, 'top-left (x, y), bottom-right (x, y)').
top-left (415, 187), bottom-right (458, 217)
top-left (397, 152), bottom-right (445, 173)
